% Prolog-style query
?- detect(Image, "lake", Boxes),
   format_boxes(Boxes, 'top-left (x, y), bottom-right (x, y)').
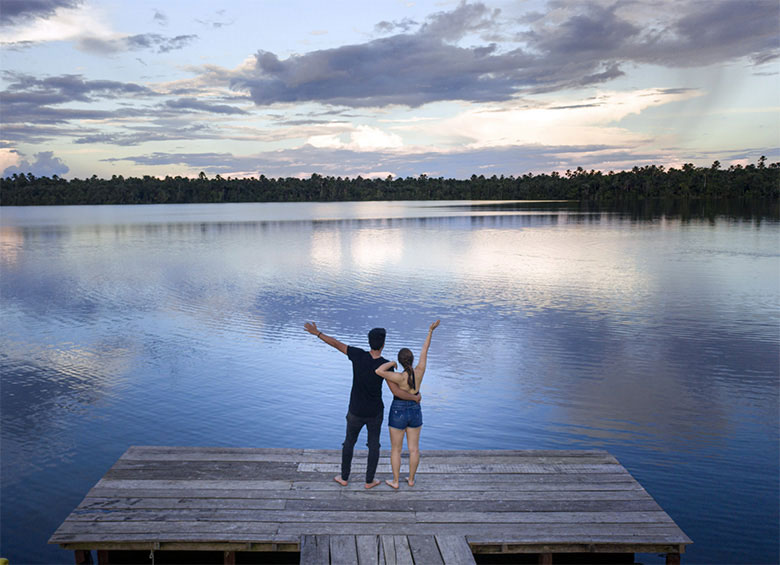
top-left (1, 200), bottom-right (778, 564)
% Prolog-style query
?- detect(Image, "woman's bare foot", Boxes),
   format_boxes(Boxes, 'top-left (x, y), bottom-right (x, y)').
top-left (365, 479), bottom-right (381, 489)
top-left (334, 475), bottom-right (348, 486)
top-left (385, 479), bottom-right (399, 489)
top-left (406, 476), bottom-right (415, 487)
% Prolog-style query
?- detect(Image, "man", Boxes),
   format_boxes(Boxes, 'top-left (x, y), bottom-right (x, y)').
top-left (304, 322), bottom-right (421, 489)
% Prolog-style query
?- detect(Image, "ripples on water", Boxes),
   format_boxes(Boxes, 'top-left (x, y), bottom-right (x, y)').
top-left (1, 200), bottom-right (778, 564)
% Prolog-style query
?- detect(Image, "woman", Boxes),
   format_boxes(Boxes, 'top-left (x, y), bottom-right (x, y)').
top-left (375, 320), bottom-right (439, 489)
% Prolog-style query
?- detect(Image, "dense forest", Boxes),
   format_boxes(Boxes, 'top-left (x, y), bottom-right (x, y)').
top-left (1, 158), bottom-right (777, 206)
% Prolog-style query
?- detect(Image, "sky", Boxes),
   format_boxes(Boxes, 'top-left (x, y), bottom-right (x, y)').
top-left (1, 0), bottom-right (778, 180)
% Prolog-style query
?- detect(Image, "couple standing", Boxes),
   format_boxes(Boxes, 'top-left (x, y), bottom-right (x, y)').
top-left (304, 320), bottom-right (439, 489)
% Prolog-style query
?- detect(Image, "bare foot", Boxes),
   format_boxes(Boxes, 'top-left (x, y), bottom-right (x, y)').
top-left (334, 475), bottom-right (348, 486)
top-left (385, 479), bottom-right (399, 489)
top-left (365, 479), bottom-right (381, 489)
top-left (406, 477), bottom-right (415, 487)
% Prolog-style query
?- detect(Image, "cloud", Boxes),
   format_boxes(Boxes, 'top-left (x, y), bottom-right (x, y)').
top-left (77, 33), bottom-right (198, 54)
top-left (307, 125), bottom-right (403, 151)
top-left (224, 0), bottom-right (778, 109)
top-left (419, 0), bottom-right (501, 41)
top-left (375, 18), bottom-right (418, 34)
top-left (2, 151), bottom-right (69, 177)
top-left (153, 10), bottom-right (168, 26)
top-left (235, 36), bottom-right (529, 107)
top-left (73, 124), bottom-right (219, 147)
top-left (2, 72), bottom-right (155, 102)
top-left (96, 143), bottom-right (623, 180)
top-left (0, 0), bottom-right (82, 25)
top-left (0, 73), bottom-right (158, 135)
top-left (164, 97), bottom-right (248, 115)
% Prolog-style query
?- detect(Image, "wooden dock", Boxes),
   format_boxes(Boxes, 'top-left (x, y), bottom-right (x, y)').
top-left (50, 446), bottom-right (691, 564)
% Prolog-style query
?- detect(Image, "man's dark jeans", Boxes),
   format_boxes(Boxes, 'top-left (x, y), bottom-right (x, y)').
top-left (341, 410), bottom-right (383, 483)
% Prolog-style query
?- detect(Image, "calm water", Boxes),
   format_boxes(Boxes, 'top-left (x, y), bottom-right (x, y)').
top-left (1, 200), bottom-right (778, 564)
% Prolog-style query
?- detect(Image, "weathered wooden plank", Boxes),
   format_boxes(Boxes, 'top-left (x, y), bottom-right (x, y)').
top-left (107, 461), bottom-right (298, 480)
top-left (284, 498), bottom-right (662, 513)
top-left (94, 479), bottom-right (292, 490)
top-left (297, 463), bottom-right (625, 474)
top-left (65, 509), bottom-right (416, 523)
top-left (381, 535), bottom-right (396, 565)
top-left (434, 536), bottom-right (476, 565)
top-left (330, 535), bottom-right (358, 565)
top-left (52, 534), bottom-right (299, 546)
top-left (382, 536), bottom-right (413, 565)
top-left (300, 534), bottom-right (327, 564)
top-left (292, 471), bottom-right (637, 483)
top-left (275, 522), bottom-right (687, 537)
top-left (289, 477), bottom-right (640, 490)
top-left (356, 535), bottom-right (380, 565)
top-left (84, 487), bottom-right (649, 501)
top-left (76, 498), bottom-right (287, 511)
top-left (407, 535), bottom-right (444, 565)
top-left (54, 520), bottom-right (280, 535)
top-left (415, 511), bottom-right (674, 525)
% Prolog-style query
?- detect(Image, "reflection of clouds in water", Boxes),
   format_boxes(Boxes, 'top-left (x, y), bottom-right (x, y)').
top-left (349, 227), bottom-right (403, 271)
top-left (454, 226), bottom-right (652, 316)
top-left (0, 226), bottom-right (23, 265)
top-left (310, 229), bottom-right (341, 272)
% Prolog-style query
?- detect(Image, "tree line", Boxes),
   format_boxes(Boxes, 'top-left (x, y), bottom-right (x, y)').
top-left (1, 158), bottom-right (777, 206)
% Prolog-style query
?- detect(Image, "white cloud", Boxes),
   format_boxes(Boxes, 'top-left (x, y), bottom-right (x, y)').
top-left (307, 125), bottom-right (403, 151)
top-left (423, 88), bottom-right (703, 149)
top-left (0, 149), bottom-right (21, 173)
top-left (1, 3), bottom-right (115, 45)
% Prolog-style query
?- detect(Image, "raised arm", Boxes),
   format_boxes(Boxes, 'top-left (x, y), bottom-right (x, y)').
top-left (415, 320), bottom-right (439, 383)
top-left (304, 322), bottom-right (347, 355)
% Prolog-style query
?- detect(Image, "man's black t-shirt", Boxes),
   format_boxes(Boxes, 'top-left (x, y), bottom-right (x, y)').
top-left (346, 346), bottom-right (389, 417)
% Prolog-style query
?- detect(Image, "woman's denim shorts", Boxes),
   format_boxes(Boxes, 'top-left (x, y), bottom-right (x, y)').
top-left (388, 398), bottom-right (423, 430)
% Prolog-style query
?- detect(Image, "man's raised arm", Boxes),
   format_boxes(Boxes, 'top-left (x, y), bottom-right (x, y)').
top-left (304, 322), bottom-right (348, 355)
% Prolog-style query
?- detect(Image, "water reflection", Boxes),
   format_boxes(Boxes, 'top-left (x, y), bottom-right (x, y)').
top-left (1, 200), bottom-right (778, 564)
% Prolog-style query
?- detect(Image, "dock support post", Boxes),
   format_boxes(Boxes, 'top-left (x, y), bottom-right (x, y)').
top-left (97, 550), bottom-right (109, 565)
top-left (74, 550), bottom-right (93, 564)
top-left (224, 551), bottom-right (236, 565)
top-left (539, 553), bottom-right (553, 564)
top-left (666, 553), bottom-right (681, 565)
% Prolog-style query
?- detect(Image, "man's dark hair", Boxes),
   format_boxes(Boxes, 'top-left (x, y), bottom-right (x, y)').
top-left (368, 328), bottom-right (386, 351)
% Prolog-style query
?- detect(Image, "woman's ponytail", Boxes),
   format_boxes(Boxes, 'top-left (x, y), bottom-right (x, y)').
top-left (397, 348), bottom-right (415, 391)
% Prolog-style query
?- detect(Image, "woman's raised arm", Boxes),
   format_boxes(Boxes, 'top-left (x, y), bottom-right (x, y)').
top-left (415, 320), bottom-right (439, 384)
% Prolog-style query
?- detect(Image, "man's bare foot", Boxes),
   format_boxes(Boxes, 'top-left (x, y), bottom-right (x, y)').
top-left (365, 479), bottom-right (381, 489)
top-left (334, 475), bottom-right (348, 486)
top-left (385, 479), bottom-right (399, 489)
top-left (406, 476), bottom-right (415, 487)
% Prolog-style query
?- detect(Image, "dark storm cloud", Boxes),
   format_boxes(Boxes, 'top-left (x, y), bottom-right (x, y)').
top-left (164, 97), bottom-right (247, 115)
top-left (3, 151), bottom-right (69, 177)
top-left (0, 0), bottom-right (81, 24)
top-left (230, 0), bottom-right (778, 109)
top-left (374, 18), bottom-right (418, 34)
top-left (74, 124), bottom-right (219, 147)
top-left (0, 73), bottom-right (157, 133)
top-left (76, 33), bottom-right (198, 54)
top-left (236, 35), bottom-right (530, 107)
top-left (666, 1), bottom-right (779, 67)
top-left (419, 0), bottom-right (500, 41)
top-left (2, 72), bottom-right (154, 102)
